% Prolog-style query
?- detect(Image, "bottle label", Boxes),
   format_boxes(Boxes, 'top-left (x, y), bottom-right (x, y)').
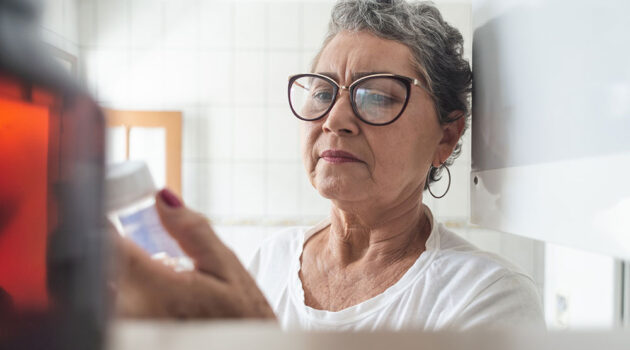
top-left (119, 204), bottom-right (185, 258)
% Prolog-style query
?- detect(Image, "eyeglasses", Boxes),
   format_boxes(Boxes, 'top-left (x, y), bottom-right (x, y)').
top-left (287, 73), bottom-right (429, 126)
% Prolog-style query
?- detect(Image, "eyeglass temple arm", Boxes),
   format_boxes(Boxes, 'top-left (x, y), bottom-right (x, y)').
top-left (293, 81), bottom-right (307, 90)
top-left (411, 78), bottom-right (437, 101)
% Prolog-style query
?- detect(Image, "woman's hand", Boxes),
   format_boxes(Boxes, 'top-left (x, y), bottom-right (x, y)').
top-left (110, 189), bottom-right (275, 320)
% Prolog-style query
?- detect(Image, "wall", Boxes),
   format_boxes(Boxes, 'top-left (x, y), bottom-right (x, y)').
top-left (544, 243), bottom-right (619, 329)
top-left (41, 0), bottom-right (80, 57)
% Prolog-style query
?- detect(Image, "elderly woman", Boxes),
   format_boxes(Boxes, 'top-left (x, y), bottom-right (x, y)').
top-left (115, 0), bottom-right (544, 331)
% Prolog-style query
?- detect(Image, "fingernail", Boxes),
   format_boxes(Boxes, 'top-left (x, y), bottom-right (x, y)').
top-left (159, 188), bottom-right (182, 208)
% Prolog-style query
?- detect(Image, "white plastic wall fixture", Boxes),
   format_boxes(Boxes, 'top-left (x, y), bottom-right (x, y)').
top-left (471, 0), bottom-right (630, 259)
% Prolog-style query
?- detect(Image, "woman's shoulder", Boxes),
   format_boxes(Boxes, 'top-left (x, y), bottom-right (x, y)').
top-left (260, 226), bottom-right (307, 257)
top-left (428, 224), bottom-right (541, 304)
top-left (432, 223), bottom-right (532, 279)
top-left (427, 224), bottom-right (545, 329)
top-left (423, 208), bottom-right (526, 278)
top-left (247, 219), bottom-right (329, 278)
top-left (248, 226), bottom-right (305, 270)
top-left (246, 226), bottom-right (306, 301)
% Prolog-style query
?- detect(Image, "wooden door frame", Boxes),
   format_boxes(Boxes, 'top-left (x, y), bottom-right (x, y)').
top-left (105, 109), bottom-right (182, 196)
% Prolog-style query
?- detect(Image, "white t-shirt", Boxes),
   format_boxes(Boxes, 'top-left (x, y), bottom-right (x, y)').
top-left (248, 209), bottom-right (545, 331)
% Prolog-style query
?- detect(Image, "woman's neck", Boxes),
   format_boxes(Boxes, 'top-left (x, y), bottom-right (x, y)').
top-left (325, 193), bottom-right (431, 268)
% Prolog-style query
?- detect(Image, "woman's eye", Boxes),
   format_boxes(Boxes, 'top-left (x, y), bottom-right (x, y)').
top-left (359, 91), bottom-right (397, 106)
top-left (367, 93), bottom-right (393, 104)
top-left (312, 90), bottom-right (333, 103)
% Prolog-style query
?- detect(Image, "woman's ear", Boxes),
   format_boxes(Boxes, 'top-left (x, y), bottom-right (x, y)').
top-left (434, 110), bottom-right (466, 166)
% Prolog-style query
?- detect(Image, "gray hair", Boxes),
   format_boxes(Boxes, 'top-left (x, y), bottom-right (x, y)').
top-left (313, 0), bottom-right (472, 188)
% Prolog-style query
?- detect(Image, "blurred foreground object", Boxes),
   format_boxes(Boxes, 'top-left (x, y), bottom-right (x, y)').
top-left (0, 0), bottom-right (107, 348)
top-left (110, 321), bottom-right (630, 350)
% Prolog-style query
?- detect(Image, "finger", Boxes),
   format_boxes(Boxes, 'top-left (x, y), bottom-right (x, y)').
top-left (154, 188), bottom-right (237, 278)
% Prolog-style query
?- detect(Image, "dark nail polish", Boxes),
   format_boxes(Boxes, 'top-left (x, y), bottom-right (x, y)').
top-left (159, 188), bottom-right (182, 208)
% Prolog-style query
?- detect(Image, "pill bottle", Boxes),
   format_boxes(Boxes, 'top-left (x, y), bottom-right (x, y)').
top-left (106, 161), bottom-right (193, 271)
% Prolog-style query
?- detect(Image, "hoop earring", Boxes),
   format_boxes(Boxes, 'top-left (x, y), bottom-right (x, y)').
top-left (427, 164), bottom-right (451, 199)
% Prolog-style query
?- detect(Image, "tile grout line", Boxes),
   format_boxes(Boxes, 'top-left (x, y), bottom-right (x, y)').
top-left (228, 0), bottom-right (237, 219)
top-left (262, 2), bottom-right (270, 219)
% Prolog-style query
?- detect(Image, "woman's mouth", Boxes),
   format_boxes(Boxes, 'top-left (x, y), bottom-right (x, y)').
top-left (320, 149), bottom-right (362, 163)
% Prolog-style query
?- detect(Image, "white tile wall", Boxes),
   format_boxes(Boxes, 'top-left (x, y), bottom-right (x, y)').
top-left (164, 0), bottom-right (200, 49)
top-left (267, 51), bottom-right (302, 106)
top-left (130, 0), bottom-right (162, 48)
top-left (233, 51), bottom-right (267, 106)
top-left (436, 2), bottom-right (473, 56)
top-left (266, 107), bottom-right (300, 161)
top-left (181, 109), bottom-right (202, 160)
top-left (214, 225), bottom-right (268, 265)
top-left (93, 49), bottom-right (131, 105)
top-left (42, 0), bottom-right (80, 57)
top-left (203, 162), bottom-right (234, 218)
top-left (129, 127), bottom-right (167, 188)
top-left (64, 0), bottom-right (79, 45)
top-left (460, 121), bottom-right (472, 166)
top-left (266, 163), bottom-right (301, 218)
top-left (233, 163), bottom-right (266, 218)
top-left (82, 49), bottom-right (101, 97)
top-left (429, 160), bottom-right (471, 220)
top-left (95, 0), bottom-right (130, 48)
top-left (301, 2), bottom-right (334, 50)
top-left (106, 126), bottom-right (127, 163)
top-left (298, 169), bottom-right (330, 218)
top-left (160, 50), bottom-right (200, 107)
top-left (181, 105), bottom-right (206, 163)
top-left (129, 49), bottom-right (165, 106)
top-left (199, 2), bottom-right (233, 49)
top-left (182, 161), bottom-right (203, 210)
top-left (544, 243), bottom-right (618, 329)
top-left (199, 50), bottom-right (233, 106)
top-left (78, 0), bottom-right (97, 47)
top-left (267, 2), bottom-right (301, 50)
top-left (234, 2), bottom-right (267, 49)
top-left (199, 107), bottom-right (233, 160)
top-left (43, 0), bottom-right (65, 39)
top-left (301, 48), bottom-right (319, 72)
top-left (233, 107), bottom-right (266, 161)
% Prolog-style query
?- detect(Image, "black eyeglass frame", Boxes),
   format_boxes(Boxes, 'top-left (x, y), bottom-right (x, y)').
top-left (287, 73), bottom-right (430, 126)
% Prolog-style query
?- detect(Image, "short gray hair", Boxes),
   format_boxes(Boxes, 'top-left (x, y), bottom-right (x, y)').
top-left (313, 0), bottom-right (472, 188)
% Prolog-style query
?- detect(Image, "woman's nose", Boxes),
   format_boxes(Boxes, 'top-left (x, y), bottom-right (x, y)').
top-left (322, 90), bottom-right (360, 136)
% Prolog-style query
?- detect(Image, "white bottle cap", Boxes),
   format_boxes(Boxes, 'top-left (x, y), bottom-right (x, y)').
top-left (105, 161), bottom-right (157, 212)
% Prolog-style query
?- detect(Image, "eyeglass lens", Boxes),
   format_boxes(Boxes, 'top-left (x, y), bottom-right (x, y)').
top-left (289, 76), bottom-right (408, 125)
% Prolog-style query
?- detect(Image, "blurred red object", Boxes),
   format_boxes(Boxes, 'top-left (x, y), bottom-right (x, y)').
top-left (0, 76), bottom-right (55, 312)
